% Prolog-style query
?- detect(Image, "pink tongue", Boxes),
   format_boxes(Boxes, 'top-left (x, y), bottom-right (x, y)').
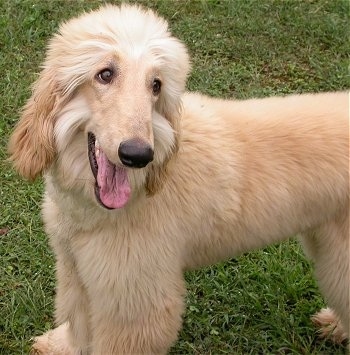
top-left (96, 148), bottom-right (131, 209)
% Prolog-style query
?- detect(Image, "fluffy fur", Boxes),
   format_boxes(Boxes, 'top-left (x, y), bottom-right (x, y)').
top-left (8, 4), bottom-right (349, 354)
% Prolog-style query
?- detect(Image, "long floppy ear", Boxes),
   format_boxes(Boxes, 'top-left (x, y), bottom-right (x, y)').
top-left (145, 37), bottom-right (190, 196)
top-left (145, 163), bottom-right (169, 196)
top-left (145, 101), bottom-right (183, 196)
top-left (8, 68), bottom-right (64, 180)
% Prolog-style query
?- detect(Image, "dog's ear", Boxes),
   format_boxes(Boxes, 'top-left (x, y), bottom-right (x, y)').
top-left (145, 163), bottom-right (169, 196)
top-left (145, 104), bottom-right (182, 196)
top-left (146, 37), bottom-right (190, 196)
top-left (8, 68), bottom-right (65, 180)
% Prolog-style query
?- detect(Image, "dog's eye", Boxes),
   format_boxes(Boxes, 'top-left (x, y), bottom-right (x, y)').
top-left (152, 78), bottom-right (161, 95)
top-left (96, 69), bottom-right (114, 84)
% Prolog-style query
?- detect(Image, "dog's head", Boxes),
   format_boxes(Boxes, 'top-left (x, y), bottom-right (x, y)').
top-left (8, 5), bottom-right (190, 209)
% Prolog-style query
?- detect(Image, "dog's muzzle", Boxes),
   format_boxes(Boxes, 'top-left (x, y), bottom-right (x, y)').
top-left (88, 132), bottom-right (132, 210)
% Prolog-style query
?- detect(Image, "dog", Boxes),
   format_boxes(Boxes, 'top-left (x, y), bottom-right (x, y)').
top-left (8, 4), bottom-right (349, 354)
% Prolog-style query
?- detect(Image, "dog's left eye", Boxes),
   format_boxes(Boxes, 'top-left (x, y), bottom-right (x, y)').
top-left (96, 69), bottom-right (114, 84)
top-left (152, 79), bottom-right (161, 95)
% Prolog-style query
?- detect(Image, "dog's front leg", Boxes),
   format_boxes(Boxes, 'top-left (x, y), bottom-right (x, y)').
top-left (31, 250), bottom-right (91, 355)
top-left (54, 250), bottom-right (91, 354)
top-left (88, 274), bottom-right (186, 354)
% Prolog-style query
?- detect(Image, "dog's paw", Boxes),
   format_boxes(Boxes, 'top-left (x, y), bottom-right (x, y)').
top-left (30, 323), bottom-right (74, 355)
top-left (311, 307), bottom-right (348, 344)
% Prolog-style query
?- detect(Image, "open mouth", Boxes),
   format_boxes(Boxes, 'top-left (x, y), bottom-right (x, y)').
top-left (88, 132), bottom-right (131, 209)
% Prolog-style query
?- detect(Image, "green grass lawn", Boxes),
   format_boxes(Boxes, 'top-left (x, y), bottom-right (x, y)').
top-left (0, 0), bottom-right (349, 354)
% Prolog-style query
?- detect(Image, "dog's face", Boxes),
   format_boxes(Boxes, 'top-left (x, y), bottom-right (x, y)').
top-left (83, 53), bottom-right (163, 209)
top-left (8, 5), bottom-right (190, 209)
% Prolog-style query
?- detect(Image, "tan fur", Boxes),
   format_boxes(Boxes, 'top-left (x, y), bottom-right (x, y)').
top-left (8, 68), bottom-right (65, 180)
top-left (312, 308), bottom-right (348, 344)
top-left (30, 324), bottom-right (72, 355)
top-left (9, 5), bottom-right (349, 354)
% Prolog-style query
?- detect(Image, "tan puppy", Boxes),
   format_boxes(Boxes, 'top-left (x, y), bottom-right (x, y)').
top-left (9, 4), bottom-right (349, 354)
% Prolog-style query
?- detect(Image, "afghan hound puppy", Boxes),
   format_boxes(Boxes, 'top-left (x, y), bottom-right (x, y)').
top-left (8, 4), bottom-right (348, 354)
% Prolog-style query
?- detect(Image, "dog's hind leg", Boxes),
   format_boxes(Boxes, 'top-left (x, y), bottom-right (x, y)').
top-left (301, 209), bottom-right (349, 344)
top-left (311, 307), bottom-right (347, 343)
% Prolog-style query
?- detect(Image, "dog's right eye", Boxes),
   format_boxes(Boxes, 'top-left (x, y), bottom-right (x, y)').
top-left (96, 69), bottom-right (114, 84)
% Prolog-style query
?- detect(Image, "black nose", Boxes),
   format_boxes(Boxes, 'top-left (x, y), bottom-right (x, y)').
top-left (118, 138), bottom-right (154, 168)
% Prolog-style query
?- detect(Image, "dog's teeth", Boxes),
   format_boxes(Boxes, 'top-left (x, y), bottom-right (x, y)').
top-left (95, 139), bottom-right (100, 158)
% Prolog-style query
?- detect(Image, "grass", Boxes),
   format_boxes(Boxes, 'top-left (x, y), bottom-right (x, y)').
top-left (0, 0), bottom-right (349, 354)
